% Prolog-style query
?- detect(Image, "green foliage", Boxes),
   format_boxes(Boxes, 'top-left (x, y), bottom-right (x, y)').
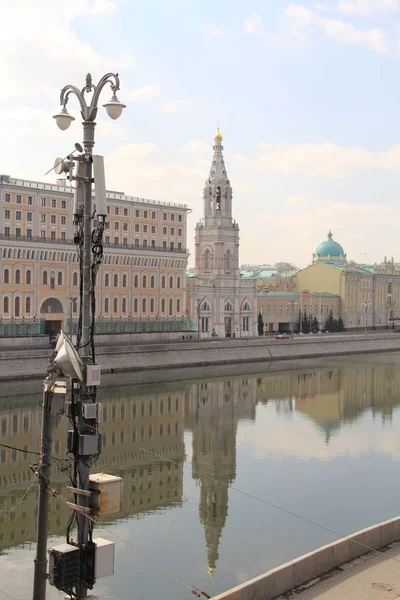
top-left (257, 312), bottom-right (264, 336)
top-left (324, 310), bottom-right (344, 332)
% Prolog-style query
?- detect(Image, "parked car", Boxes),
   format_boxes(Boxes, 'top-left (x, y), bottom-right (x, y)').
top-left (275, 333), bottom-right (290, 340)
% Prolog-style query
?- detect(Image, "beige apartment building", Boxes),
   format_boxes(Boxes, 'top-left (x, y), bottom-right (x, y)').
top-left (0, 174), bottom-right (190, 335)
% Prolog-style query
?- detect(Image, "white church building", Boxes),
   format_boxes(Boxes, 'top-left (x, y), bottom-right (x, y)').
top-left (187, 128), bottom-right (257, 338)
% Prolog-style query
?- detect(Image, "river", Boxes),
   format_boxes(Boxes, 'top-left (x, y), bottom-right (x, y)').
top-left (1, 353), bottom-right (400, 600)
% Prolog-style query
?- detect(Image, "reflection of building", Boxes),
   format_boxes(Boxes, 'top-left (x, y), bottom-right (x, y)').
top-left (0, 174), bottom-right (189, 334)
top-left (256, 364), bottom-right (400, 442)
top-left (186, 129), bottom-right (257, 338)
top-left (0, 387), bottom-right (185, 553)
top-left (186, 377), bottom-right (257, 575)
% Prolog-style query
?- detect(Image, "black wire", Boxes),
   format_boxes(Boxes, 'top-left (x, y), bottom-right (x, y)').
top-left (0, 442), bottom-right (40, 456)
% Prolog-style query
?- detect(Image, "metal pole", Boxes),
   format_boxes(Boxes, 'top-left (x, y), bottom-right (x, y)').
top-left (69, 298), bottom-right (73, 337)
top-left (197, 299), bottom-right (200, 342)
top-left (309, 293), bottom-right (312, 333)
top-left (299, 293), bottom-right (303, 334)
top-left (319, 294), bottom-right (322, 333)
top-left (33, 381), bottom-right (53, 600)
top-left (76, 120), bottom-right (95, 600)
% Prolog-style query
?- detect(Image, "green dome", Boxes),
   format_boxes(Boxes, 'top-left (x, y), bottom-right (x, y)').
top-left (315, 231), bottom-right (344, 258)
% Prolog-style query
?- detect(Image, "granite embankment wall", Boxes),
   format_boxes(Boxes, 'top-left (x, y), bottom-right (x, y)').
top-left (212, 515), bottom-right (400, 600)
top-left (1, 332), bottom-right (400, 382)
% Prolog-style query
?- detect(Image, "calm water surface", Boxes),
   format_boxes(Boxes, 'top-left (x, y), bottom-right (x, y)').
top-left (1, 353), bottom-right (400, 599)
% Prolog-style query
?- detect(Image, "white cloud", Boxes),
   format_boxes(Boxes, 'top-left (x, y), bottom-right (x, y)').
top-left (162, 101), bottom-right (178, 114)
top-left (284, 195), bottom-right (308, 205)
top-left (202, 24), bottom-right (223, 38)
top-left (318, 17), bottom-right (390, 53)
top-left (338, 0), bottom-right (399, 15)
top-left (105, 143), bottom-right (205, 204)
top-left (244, 13), bottom-right (264, 35)
top-left (0, 1), bottom-right (134, 102)
top-left (245, 5), bottom-right (391, 54)
top-left (187, 140), bottom-right (210, 152)
top-left (235, 141), bottom-right (400, 178)
top-left (125, 84), bottom-right (160, 101)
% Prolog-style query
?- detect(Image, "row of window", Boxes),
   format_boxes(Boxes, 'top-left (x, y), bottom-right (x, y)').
top-left (104, 274), bottom-right (181, 289)
top-left (4, 210), bottom-right (67, 225)
top-left (3, 194), bottom-right (184, 223)
top-left (4, 269), bottom-right (183, 289)
top-left (3, 297), bottom-right (31, 315)
top-left (105, 207), bottom-right (183, 222)
top-left (3, 228), bottom-right (67, 240)
top-left (103, 297), bottom-right (181, 315)
top-left (4, 194), bottom-right (67, 209)
top-left (262, 304), bottom-right (335, 316)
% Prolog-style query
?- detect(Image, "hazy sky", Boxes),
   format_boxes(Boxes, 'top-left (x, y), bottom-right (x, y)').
top-left (2, 0), bottom-right (400, 267)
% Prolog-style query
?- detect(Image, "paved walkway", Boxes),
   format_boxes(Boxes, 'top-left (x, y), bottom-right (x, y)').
top-left (289, 544), bottom-right (400, 599)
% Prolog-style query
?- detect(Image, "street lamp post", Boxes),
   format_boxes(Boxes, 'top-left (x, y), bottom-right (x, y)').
top-left (197, 296), bottom-right (207, 342)
top-left (361, 301), bottom-right (371, 335)
top-left (287, 301), bottom-right (297, 338)
top-left (53, 73), bottom-right (125, 600)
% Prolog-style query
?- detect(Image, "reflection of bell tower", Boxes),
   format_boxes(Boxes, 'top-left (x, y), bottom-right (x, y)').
top-left (191, 382), bottom-right (238, 576)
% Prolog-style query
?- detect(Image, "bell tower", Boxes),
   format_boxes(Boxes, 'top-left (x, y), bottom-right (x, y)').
top-left (194, 128), bottom-right (239, 279)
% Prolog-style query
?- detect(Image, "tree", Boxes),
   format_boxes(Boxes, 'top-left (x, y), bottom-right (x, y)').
top-left (337, 317), bottom-right (344, 331)
top-left (311, 316), bottom-right (319, 332)
top-left (257, 312), bottom-right (264, 336)
top-left (324, 310), bottom-right (336, 332)
top-left (302, 309), bottom-right (310, 333)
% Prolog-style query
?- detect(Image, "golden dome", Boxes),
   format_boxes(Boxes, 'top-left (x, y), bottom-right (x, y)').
top-left (214, 124), bottom-right (222, 140)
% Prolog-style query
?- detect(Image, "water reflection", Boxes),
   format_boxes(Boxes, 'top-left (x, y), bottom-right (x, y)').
top-left (1, 359), bottom-right (400, 591)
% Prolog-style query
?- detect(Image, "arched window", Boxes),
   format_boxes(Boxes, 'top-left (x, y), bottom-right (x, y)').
top-left (134, 298), bottom-right (138, 313)
top-left (26, 297), bottom-right (31, 313)
top-left (142, 298), bottom-right (146, 313)
top-left (134, 275), bottom-right (138, 287)
top-left (57, 272), bottom-right (62, 286)
top-left (177, 298), bottom-right (180, 313)
top-left (43, 271), bottom-right (48, 285)
top-left (151, 276), bottom-right (155, 288)
top-left (15, 297), bottom-right (20, 317)
top-left (104, 298), bottom-right (109, 313)
top-left (3, 297), bottom-right (9, 313)
top-left (143, 275), bottom-right (147, 288)
top-left (73, 272), bottom-right (78, 286)
top-left (123, 274), bottom-right (127, 287)
top-left (114, 274), bottom-right (118, 287)
top-left (204, 249), bottom-right (210, 271)
top-left (15, 269), bottom-right (20, 285)
top-left (113, 298), bottom-right (118, 313)
top-left (72, 298), bottom-right (78, 313)
top-left (177, 277), bottom-right (181, 289)
top-left (122, 298), bottom-right (126, 313)
top-left (26, 270), bottom-right (31, 285)
top-left (161, 298), bottom-right (165, 313)
top-left (169, 276), bottom-right (173, 289)
top-left (161, 276), bottom-right (165, 289)
top-left (4, 269), bottom-right (9, 284)
top-left (105, 273), bottom-right (109, 287)
top-left (150, 298), bottom-right (154, 313)
top-left (169, 298), bottom-right (173, 316)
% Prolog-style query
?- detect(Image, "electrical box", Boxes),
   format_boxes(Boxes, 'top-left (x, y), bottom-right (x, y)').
top-left (79, 433), bottom-right (101, 456)
top-left (89, 473), bottom-right (123, 516)
top-left (86, 364), bottom-right (101, 386)
top-left (82, 402), bottom-right (97, 419)
top-left (48, 543), bottom-right (80, 590)
top-left (93, 537), bottom-right (115, 578)
top-left (50, 381), bottom-right (66, 416)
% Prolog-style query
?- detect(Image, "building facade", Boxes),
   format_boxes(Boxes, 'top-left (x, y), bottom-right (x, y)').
top-left (298, 231), bottom-right (400, 331)
top-left (187, 130), bottom-right (257, 338)
top-left (0, 174), bottom-right (190, 334)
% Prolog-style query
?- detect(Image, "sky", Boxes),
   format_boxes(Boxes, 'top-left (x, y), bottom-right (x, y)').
top-left (2, 0), bottom-right (400, 267)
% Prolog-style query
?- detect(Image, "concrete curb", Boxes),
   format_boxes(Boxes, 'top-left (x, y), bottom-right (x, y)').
top-left (212, 515), bottom-right (400, 600)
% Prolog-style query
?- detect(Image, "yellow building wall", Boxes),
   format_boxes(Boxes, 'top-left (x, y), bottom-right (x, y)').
top-left (297, 263), bottom-right (342, 296)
